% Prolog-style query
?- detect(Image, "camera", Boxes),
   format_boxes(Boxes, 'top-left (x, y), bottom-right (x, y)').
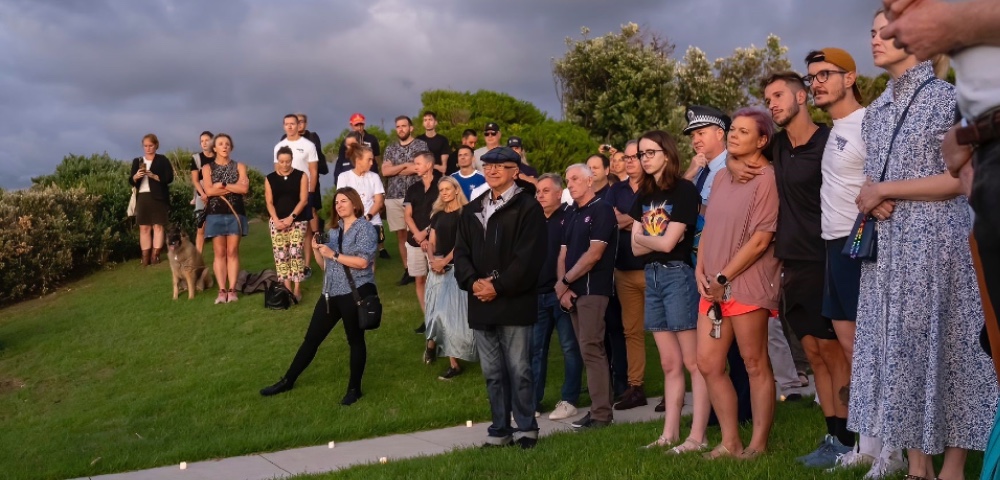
top-left (599, 144), bottom-right (612, 153)
top-left (314, 232), bottom-right (330, 245)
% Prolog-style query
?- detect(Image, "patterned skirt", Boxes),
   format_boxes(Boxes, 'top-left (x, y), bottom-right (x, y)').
top-left (269, 220), bottom-right (307, 282)
top-left (424, 266), bottom-right (477, 361)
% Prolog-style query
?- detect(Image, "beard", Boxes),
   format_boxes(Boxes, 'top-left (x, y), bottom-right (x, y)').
top-left (775, 102), bottom-right (800, 128)
top-left (814, 88), bottom-right (847, 109)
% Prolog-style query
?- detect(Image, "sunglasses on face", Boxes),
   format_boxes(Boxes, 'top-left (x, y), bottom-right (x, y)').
top-left (484, 131), bottom-right (499, 137)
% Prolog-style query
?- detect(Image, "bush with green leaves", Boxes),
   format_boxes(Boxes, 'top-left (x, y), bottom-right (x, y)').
top-left (0, 187), bottom-right (105, 304)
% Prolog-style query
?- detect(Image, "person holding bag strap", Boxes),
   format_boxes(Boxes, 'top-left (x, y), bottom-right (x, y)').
top-left (259, 187), bottom-right (378, 407)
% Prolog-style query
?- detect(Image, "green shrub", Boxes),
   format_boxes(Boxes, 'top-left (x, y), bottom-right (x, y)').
top-left (0, 187), bottom-right (104, 304)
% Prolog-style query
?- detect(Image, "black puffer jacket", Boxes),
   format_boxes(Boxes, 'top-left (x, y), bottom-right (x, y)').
top-left (454, 181), bottom-right (546, 329)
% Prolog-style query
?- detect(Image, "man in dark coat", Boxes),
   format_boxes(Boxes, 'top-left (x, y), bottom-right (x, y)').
top-left (454, 146), bottom-right (546, 449)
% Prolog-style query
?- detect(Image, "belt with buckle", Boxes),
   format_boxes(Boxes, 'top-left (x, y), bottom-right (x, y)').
top-left (957, 107), bottom-right (1000, 146)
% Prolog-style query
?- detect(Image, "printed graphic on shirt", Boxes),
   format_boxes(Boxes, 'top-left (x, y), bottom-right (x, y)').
top-left (641, 201), bottom-right (673, 236)
top-left (835, 135), bottom-right (848, 151)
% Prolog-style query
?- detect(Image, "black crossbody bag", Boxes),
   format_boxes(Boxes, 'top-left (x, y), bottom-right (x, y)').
top-left (338, 229), bottom-right (382, 330)
top-left (843, 77), bottom-right (934, 261)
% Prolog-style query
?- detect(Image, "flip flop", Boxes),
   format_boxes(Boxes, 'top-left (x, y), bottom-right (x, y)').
top-left (703, 444), bottom-right (737, 460)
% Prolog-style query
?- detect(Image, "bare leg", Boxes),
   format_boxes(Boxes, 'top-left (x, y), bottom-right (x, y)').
top-left (152, 224), bottom-right (165, 249)
top-left (397, 231), bottom-right (408, 269)
top-left (831, 320), bottom-right (856, 367)
top-left (800, 335), bottom-right (835, 417)
top-left (906, 449), bottom-right (937, 479)
top-left (938, 446), bottom-right (969, 480)
top-left (677, 328), bottom-right (709, 444)
top-left (196, 225), bottom-right (205, 254)
top-left (415, 275), bottom-right (427, 313)
top-left (652, 331), bottom-right (684, 442)
top-left (731, 309), bottom-right (774, 453)
top-left (696, 313), bottom-right (742, 455)
top-left (226, 235), bottom-right (240, 290)
top-left (139, 225), bottom-right (152, 250)
top-left (212, 236), bottom-right (227, 289)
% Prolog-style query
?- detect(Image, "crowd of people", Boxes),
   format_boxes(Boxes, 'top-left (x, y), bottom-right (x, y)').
top-left (124, 2), bottom-right (1000, 478)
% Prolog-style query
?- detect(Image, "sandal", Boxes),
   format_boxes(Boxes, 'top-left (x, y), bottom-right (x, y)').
top-left (738, 447), bottom-right (764, 460)
top-left (702, 444), bottom-right (737, 460)
top-left (666, 438), bottom-right (709, 455)
top-left (642, 435), bottom-right (676, 449)
top-left (797, 371), bottom-right (810, 387)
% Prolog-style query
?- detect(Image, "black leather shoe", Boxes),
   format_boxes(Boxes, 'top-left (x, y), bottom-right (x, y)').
top-left (515, 437), bottom-right (538, 449)
top-left (379, 249), bottom-right (391, 259)
top-left (613, 385), bottom-right (648, 411)
top-left (414, 323), bottom-right (427, 334)
top-left (654, 397), bottom-right (665, 412)
top-left (260, 377), bottom-right (293, 397)
top-left (398, 272), bottom-right (415, 286)
top-left (341, 388), bottom-right (362, 406)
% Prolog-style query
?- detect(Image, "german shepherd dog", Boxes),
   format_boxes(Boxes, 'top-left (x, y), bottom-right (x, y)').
top-left (167, 225), bottom-right (213, 299)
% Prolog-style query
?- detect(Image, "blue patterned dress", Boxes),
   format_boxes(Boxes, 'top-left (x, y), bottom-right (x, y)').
top-left (848, 61), bottom-right (998, 453)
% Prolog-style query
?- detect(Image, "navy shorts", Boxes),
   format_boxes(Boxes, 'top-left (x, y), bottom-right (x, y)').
top-left (308, 190), bottom-right (323, 212)
top-left (822, 237), bottom-right (862, 321)
top-left (781, 260), bottom-right (835, 340)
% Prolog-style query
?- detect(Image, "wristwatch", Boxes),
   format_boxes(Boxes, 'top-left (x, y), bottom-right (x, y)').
top-left (561, 277), bottom-right (571, 286)
top-left (333, 251), bottom-right (340, 260)
top-left (291, 212), bottom-right (298, 220)
top-left (715, 273), bottom-right (729, 286)
top-left (365, 213), bottom-right (373, 221)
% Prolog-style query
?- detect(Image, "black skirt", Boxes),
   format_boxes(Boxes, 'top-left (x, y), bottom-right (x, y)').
top-left (136, 192), bottom-right (169, 226)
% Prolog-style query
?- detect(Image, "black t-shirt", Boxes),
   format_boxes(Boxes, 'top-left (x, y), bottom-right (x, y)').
top-left (446, 149), bottom-right (462, 176)
top-left (605, 180), bottom-right (644, 271)
top-left (538, 207), bottom-right (567, 293)
top-left (417, 133), bottom-right (450, 169)
top-left (403, 172), bottom-right (442, 247)
top-left (266, 170), bottom-right (305, 218)
top-left (189, 152), bottom-right (214, 182)
top-left (770, 126), bottom-right (829, 262)
top-left (594, 183), bottom-right (610, 201)
top-left (629, 179), bottom-right (700, 266)
top-left (430, 209), bottom-right (461, 257)
top-left (337, 132), bottom-right (381, 158)
top-left (562, 197), bottom-right (617, 296)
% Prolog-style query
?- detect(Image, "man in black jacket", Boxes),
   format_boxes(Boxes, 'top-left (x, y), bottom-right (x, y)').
top-left (454, 146), bottom-right (546, 449)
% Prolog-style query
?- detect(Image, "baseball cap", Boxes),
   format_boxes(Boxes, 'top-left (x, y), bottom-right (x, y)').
top-left (349, 113), bottom-right (366, 125)
top-left (806, 48), bottom-right (862, 102)
top-left (484, 122), bottom-right (500, 132)
top-left (507, 136), bottom-right (522, 148)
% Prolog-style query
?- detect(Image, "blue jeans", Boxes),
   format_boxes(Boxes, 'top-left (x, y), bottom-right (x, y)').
top-left (475, 325), bottom-right (538, 443)
top-left (532, 292), bottom-right (583, 410)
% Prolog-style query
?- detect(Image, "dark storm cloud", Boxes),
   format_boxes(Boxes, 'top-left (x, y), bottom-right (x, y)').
top-left (0, 0), bottom-right (880, 189)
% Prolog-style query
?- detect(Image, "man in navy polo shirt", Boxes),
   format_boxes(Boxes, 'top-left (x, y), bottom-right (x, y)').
top-left (556, 163), bottom-right (617, 430)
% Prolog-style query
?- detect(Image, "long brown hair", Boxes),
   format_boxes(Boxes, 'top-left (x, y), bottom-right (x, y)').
top-left (637, 130), bottom-right (682, 195)
top-left (329, 187), bottom-right (365, 228)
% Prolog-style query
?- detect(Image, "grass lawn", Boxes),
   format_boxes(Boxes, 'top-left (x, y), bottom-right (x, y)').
top-left (0, 224), bottom-right (985, 479)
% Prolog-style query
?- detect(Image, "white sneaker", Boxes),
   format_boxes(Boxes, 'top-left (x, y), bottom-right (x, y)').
top-left (825, 444), bottom-right (874, 472)
top-left (548, 401), bottom-right (578, 420)
top-left (863, 448), bottom-right (908, 480)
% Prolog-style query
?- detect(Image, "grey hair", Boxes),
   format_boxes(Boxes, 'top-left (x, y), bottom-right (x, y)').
top-left (624, 139), bottom-right (639, 149)
top-left (537, 173), bottom-right (564, 189)
top-left (565, 163), bottom-right (593, 179)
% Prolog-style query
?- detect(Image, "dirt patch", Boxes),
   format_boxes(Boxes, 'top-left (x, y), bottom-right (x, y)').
top-left (0, 378), bottom-right (26, 395)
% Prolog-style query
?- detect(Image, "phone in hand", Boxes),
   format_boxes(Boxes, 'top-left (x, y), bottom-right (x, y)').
top-left (599, 144), bottom-right (612, 153)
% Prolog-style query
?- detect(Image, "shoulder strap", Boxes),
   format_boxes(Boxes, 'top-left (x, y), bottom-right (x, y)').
top-left (337, 228), bottom-right (363, 304)
top-left (878, 77), bottom-right (935, 182)
top-left (193, 153), bottom-right (202, 169)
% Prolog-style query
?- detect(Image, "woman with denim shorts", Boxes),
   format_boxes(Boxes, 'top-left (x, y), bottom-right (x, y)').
top-left (628, 130), bottom-right (705, 454)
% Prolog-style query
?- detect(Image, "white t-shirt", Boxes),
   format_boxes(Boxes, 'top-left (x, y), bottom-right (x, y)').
top-left (336, 170), bottom-right (385, 226)
top-left (821, 107), bottom-right (867, 240)
top-left (274, 137), bottom-right (319, 185)
top-left (138, 158), bottom-right (153, 193)
top-left (950, 46), bottom-right (1000, 120)
top-left (470, 183), bottom-right (491, 201)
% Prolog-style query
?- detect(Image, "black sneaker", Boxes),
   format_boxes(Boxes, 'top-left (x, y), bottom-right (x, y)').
top-left (304, 267), bottom-right (313, 280)
top-left (340, 388), bottom-right (362, 406)
top-left (379, 249), bottom-right (391, 259)
top-left (260, 377), bottom-right (294, 397)
top-left (654, 397), bottom-right (666, 412)
top-left (515, 437), bottom-right (537, 449)
top-left (414, 323), bottom-right (426, 334)
top-left (398, 272), bottom-right (415, 286)
top-left (438, 367), bottom-right (462, 380)
top-left (784, 393), bottom-right (804, 402)
top-left (423, 345), bottom-right (437, 364)
top-left (571, 413), bottom-right (611, 430)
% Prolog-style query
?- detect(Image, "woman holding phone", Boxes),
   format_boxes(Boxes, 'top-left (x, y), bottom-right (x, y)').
top-left (260, 187), bottom-right (378, 406)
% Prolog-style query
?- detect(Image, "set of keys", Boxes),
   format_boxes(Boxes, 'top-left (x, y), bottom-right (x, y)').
top-left (707, 282), bottom-right (732, 339)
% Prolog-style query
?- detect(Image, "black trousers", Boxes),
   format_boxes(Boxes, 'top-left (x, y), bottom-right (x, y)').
top-left (973, 138), bottom-right (1000, 352)
top-left (284, 283), bottom-right (375, 391)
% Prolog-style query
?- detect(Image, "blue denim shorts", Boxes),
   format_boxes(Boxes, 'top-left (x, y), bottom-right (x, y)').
top-left (643, 261), bottom-right (699, 332)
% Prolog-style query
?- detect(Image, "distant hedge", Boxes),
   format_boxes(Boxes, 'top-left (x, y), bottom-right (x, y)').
top-left (0, 152), bottom-right (265, 305)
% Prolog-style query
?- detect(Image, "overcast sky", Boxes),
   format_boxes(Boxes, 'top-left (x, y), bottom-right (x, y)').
top-left (0, 0), bottom-right (882, 189)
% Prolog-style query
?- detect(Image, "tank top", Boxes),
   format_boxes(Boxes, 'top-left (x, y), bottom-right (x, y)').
top-left (206, 160), bottom-right (246, 216)
top-left (266, 169), bottom-right (304, 218)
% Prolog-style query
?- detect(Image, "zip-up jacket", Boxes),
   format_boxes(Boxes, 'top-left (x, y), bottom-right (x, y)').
top-left (454, 181), bottom-right (546, 329)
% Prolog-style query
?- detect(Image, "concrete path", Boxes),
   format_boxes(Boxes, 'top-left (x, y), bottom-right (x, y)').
top-left (71, 380), bottom-right (816, 480)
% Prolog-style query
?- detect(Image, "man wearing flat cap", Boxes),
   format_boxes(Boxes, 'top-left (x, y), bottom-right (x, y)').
top-left (454, 146), bottom-right (546, 449)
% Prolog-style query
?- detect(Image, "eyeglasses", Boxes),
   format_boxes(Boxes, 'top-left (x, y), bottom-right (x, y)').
top-left (484, 131), bottom-right (499, 137)
top-left (622, 154), bottom-right (639, 162)
top-left (636, 149), bottom-right (663, 160)
top-left (482, 164), bottom-right (518, 172)
top-left (803, 70), bottom-right (847, 85)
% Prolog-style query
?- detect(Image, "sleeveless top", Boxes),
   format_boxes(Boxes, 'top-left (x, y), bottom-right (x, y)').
top-left (266, 169), bottom-right (305, 218)
top-left (206, 160), bottom-right (246, 216)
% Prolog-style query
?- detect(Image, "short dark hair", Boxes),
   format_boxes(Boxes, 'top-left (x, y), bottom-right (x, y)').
top-left (283, 113), bottom-right (299, 123)
top-left (587, 153), bottom-right (610, 170)
top-left (761, 70), bottom-right (807, 93)
top-left (395, 115), bottom-right (412, 126)
top-left (276, 146), bottom-right (293, 160)
top-left (200, 130), bottom-right (214, 139)
top-left (412, 150), bottom-right (434, 163)
top-left (423, 111), bottom-right (437, 120)
top-left (462, 129), bottom-right (477, 138)
top-left (457, 145), bottom-right (474, 155)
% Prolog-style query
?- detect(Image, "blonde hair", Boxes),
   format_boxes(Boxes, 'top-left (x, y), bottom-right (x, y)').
top-left (431, 176), bottom-right (468, 218)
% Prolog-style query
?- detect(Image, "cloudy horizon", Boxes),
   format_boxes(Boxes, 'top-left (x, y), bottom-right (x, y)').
top-left (0, 0), bottom-right (883, 190)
